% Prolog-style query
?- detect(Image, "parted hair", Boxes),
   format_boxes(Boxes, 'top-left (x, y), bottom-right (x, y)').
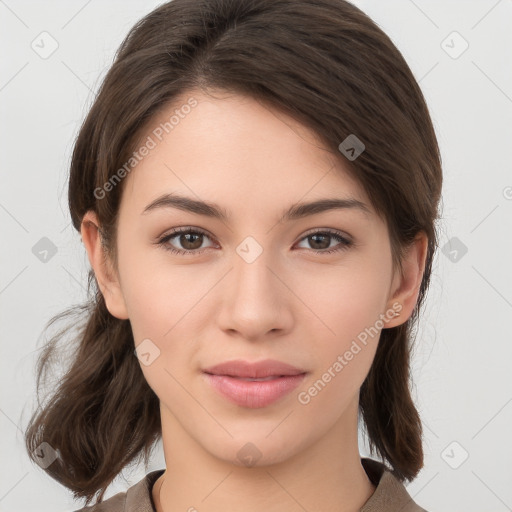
top-left (24, 0), bottom-right (442, 506)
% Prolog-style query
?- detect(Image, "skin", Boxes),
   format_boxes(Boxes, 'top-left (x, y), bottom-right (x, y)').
top-left (81, 89), bottom-right (427, 512)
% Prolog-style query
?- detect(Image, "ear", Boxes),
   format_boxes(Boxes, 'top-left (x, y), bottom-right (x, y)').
top-left (80, 210), bottom-right (129, 320)
top-left (384, 231), bottom-right (428, 328)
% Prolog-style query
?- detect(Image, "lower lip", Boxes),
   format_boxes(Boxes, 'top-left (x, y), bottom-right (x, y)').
top-left (203, 373), bottom-right (307, 408)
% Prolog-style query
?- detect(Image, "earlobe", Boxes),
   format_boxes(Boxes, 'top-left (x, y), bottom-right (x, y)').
top-left (80, 211), bottom-right (129, 320)
top-left (384, 232), bottom-right (428, 329)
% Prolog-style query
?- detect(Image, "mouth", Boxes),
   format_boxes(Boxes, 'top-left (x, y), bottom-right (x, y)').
top-left (202, 359), bottom-right (307, 408)
top-left (202, 358), bottom-right (307, 379)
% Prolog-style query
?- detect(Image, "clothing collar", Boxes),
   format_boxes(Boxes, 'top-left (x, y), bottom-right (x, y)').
top-left (359, 458), bottom-right (426, 511)
top-left (121, 457), bottom-right (425, 512)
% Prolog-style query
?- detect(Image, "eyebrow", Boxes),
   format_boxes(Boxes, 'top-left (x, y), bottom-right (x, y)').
top-left (141, 193), bottom-right (371, 222)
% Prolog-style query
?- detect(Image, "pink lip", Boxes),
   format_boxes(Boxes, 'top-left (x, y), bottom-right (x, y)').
top-left (202, 359), bottom-right (307, 408)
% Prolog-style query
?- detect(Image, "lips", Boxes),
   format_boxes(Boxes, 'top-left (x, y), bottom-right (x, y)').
top-left (202, 359), bottom-right (307, 408)
top-left (202, 359), bottom-right (307, 379)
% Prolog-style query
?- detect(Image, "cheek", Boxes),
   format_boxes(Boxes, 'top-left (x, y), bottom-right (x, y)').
top-left (296, 252), bottom-right (391, 399)
top-left (304, 254), bottom-right (391, 345)
top-left (296, 282), bottom-right (384, 418)
top-left (116, 235), bottom-right (193, 338)
top-left (116, 241), bottom-right (216, 392)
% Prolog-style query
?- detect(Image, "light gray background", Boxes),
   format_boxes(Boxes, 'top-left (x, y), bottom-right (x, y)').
top-left (1, 1), bottom-right (511, 511)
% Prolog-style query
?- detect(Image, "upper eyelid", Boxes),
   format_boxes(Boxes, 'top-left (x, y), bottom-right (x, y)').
top-left (298, 227), bottom-right (352, 240)
top-left (160, 226), bottom-right (352, 245)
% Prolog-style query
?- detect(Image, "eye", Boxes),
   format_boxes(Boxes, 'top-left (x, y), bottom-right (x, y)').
top-left (295, 229), bottom-right (353, 254)
top-left (156, 227), bottom-right (353, 256)
top-left (156, 227), bottom-right (216, 255)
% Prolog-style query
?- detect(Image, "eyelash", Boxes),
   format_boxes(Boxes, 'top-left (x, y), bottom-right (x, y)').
top-left (155, 227), bottom-right (353, 256)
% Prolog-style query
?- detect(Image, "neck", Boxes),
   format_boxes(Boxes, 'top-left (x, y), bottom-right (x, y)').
top-left (153, 398), bottom-right (375, 512)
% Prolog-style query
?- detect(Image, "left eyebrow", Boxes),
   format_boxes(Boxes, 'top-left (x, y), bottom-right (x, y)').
top-left (141, 193), bottom-right (371, 222)
top-left (282, 197), bottom-right (371, 221)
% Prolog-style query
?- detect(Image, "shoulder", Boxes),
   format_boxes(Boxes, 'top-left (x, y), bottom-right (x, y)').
top-left (71, 469), bottom-right (165, 512)
top-left (360, 457), bottom-right (429, 512)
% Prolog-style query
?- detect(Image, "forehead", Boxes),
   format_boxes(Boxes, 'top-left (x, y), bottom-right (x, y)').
top-left (120, 89), bottom-right (373, 220)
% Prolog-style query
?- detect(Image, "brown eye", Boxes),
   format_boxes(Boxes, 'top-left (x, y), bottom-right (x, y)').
top-left (296, 230), bottom-right (352, 254)
top-left (177, 232), bottom-right (204, 250)
top-left (308, 233), bottom-right (331, 250)
top-left (157, 228), bottom-right (215, 255)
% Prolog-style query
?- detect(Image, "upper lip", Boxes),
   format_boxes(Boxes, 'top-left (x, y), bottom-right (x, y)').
top-left (203, 359), bottom-right (307, 378)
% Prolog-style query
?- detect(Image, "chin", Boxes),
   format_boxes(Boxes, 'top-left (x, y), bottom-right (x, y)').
top-left (202, 430), bottom-right (306, 469)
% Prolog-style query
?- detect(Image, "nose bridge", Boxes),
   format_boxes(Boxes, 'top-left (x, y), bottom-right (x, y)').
top-left (234, 244), bottom-right (275, 300)
top-left (217, 239), bottom-right (291, 339)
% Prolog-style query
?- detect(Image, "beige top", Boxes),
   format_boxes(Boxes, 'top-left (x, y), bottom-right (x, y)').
top-left (72, 457), bottom-right (427, 511)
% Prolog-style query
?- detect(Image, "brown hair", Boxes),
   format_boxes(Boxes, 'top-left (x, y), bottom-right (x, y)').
top-left (24, 0), bottom-right (442, 506)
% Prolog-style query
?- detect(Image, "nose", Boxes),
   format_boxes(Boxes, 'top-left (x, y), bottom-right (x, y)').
top-left (216, 247), bottom-right (293, 342)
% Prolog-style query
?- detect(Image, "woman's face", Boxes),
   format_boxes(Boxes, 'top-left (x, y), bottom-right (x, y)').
top-left (101, 89), bottom-right (405, 466)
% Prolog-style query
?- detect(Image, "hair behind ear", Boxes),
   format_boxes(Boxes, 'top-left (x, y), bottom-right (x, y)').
top-left (359, 322), bottom-right (423, 482)
top-left (24, 274), bottom-right (161, 506)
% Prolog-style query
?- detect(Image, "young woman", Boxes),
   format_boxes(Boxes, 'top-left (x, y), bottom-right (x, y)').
top-left (24, 0), bottom-right (442, 510)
